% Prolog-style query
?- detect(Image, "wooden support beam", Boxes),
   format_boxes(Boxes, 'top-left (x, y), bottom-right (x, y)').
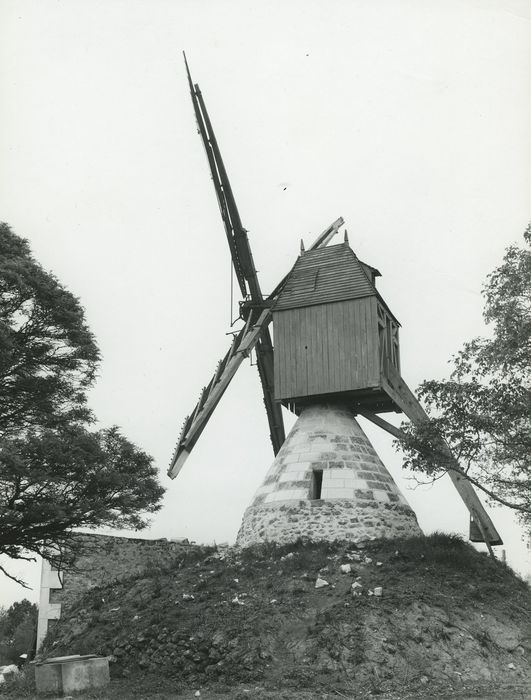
top-left (356, 409), bottom-right (403, 439)
top-left (377, 363), bottom-right (502, 547)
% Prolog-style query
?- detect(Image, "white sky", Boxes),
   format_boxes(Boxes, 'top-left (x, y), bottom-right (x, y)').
top-left (1, 0), bottom-right (530, 606)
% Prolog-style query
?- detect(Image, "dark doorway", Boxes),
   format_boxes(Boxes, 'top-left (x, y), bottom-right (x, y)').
top-left (311, 469), bottom-right (323, 499)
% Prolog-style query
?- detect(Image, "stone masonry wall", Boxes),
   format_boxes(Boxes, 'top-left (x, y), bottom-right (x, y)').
top-left (237, 498), bottom-right (418, 547)
top-left (37, 534), bottom-right (194, 649)
top-left (49, 534), bottom-right (192, 613)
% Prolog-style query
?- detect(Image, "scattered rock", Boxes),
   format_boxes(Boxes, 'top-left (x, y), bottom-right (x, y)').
top-left (374, 587), bottom-right (383, 597)
top-left (351, 581), bottom-right (363, 596)
top-left (315, 577), bottom-right (329, 589)
top-left (183, 594), bottom-right (195, 601)
top-left (339, 563), bottom-right (352, 574)
top-left (507, 663), bottom-right (516, 670)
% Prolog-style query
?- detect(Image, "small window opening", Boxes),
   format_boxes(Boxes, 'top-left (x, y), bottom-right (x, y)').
top-left (311, 470), bottom-right (323, 500)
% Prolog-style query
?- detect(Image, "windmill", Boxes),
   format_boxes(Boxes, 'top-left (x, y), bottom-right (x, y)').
top-left (169, 57), bottom-right (502, 553)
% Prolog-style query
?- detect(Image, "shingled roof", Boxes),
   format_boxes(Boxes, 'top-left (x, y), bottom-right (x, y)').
top-left (274, 243), bottom-right (378, 311)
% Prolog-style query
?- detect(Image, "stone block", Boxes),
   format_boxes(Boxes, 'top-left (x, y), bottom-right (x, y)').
top-left (342, 478), bottom-right (358, 487)
top-left (367, 480), bottom-right (390, 491)
top-left (298, 451), bottom-right (322, 462)
top-left (43, 567), bottom-right (63, 589)
top-left (325, 468), bottom-right (348, 481)
top-left (278, 471), bottom-right (298, 483)
top-left (264, 489), bottom-right (307, 503)
top-left (286, 461), bottom-right (308, 472)
top-left (355, 489), bottom-right (375, 500)
top-left (319, 451), bottom-right (338, 460)
top-left (47, 603), bottom-right (61, 620)
top-left (321, 487), bottom-right (353, 499)
top-left (358, 471), bottom-right (375, 480)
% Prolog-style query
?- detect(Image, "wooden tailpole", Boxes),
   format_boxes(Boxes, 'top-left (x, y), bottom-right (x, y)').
top-left (358, 365), bottom-right (502, 553)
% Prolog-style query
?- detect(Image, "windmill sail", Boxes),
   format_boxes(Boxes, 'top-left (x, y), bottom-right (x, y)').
top-left (168, 309), bottom-right (273, 478)
top-left (182, 54), bottom-right (285, 458)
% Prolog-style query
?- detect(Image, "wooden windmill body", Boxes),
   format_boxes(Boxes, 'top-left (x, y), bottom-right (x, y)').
top-left (169, 58), bottom-right (502, 551)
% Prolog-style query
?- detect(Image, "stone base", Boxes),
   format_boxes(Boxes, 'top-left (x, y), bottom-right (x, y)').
top-left (236, 403), bottom-right (422, 547)
top-left (237, 498), bottom-right (421, 548)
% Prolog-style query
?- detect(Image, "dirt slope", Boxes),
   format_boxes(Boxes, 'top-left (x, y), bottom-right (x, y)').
top-left (41, 534), bottom-right (531, 698)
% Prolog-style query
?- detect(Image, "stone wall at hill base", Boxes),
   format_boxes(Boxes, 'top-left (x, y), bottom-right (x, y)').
top-left (37, 533), bottom-right (192, 650)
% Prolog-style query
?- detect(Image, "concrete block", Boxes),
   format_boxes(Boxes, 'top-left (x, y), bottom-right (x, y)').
top-left (62, 658), bottom-right (110, 694)
top-left (35, 656), bottom-right (110, 695)
top-left (35, 662), bottom-right (63, 694)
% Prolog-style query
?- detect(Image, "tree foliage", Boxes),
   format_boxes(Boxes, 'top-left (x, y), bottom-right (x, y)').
top-left (0, 599), bottom-right (37, 664)
top-left (0, 227), bottom-right (98, 435)
top-left (398, 226), bottom-right (531, 532)
top-left (0, 223), bottom-right (165, 584)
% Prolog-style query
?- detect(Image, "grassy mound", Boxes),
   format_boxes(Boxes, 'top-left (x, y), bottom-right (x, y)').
top-left (39, 534), bottom-right (531, 698)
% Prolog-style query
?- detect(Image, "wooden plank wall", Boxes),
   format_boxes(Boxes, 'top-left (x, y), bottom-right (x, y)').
top-left (273, 297), bottom-right (379, 401)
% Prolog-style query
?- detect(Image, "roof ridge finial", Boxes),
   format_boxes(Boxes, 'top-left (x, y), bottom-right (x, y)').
top-left (300, 239), bottom-right (305, 255)
top-left (344, 229), bottom-right (349, 245)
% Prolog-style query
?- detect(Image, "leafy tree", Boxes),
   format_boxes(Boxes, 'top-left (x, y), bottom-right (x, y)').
top-left (0, 599), bottom-right (37, 664)
top-left (0, 225), bottom-right (98, 435)
top-left (398, 226), bottom-right (531, 533)
top-left (0, 223), bottom-right (165, 584)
